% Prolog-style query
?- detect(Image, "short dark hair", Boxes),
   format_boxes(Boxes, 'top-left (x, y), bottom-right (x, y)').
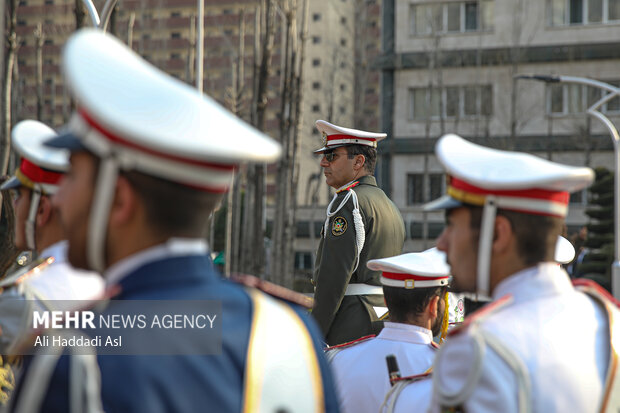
top-left (122, 170), bottom-right (224, 238)
top-left (345, 144), bottom-right (376, 174)
top-left (467, 206), bottom-right (562, 266)
top-left (383, 285), bottom-right (447, 323)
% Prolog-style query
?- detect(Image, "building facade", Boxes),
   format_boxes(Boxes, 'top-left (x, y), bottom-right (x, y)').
top-left (380, 0), bottom-right (620, 252)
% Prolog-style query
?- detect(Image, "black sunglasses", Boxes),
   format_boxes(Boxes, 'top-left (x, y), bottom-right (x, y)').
top-left (323, 151), bottom-right (340, 162)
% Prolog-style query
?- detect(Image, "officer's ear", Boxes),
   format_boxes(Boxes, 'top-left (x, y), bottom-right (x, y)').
top-left (36, 195), bottom-right (53, 227)
top-left (492, 215), bottom-right (513, 255)
top-left (427, 295), bottom-right (440, 319)
top-left (109, 175), bottom-right (138, 226)
top-left (353, 154), bottom-right (365, 171)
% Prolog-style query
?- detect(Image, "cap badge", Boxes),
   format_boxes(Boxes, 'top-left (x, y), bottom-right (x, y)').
top-left (322, 131), bottom-right (328, 147)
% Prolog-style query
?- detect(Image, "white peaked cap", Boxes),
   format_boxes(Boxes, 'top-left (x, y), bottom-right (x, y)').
top-left (1, 120), bottom-right (64, 194)
top-left (555, 235), bottom-right (576, 264)
top-left (313, 120), bottom-right (386, 154)
top-left (367, 248), bottom-right (451, 289)
top-left (424, 134), bottom-right (594, 217)
top-left (47, 28), bottom-right (281, 192)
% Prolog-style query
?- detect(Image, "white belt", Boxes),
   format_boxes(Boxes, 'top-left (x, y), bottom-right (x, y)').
top-left (344, 283), bottom-right (384, 296)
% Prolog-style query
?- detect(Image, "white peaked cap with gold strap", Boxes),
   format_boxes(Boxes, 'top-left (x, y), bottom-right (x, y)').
top-left (1, 120), bottom-right (63, 251)
top-left (367, 248), bottom-right (450, 289)
top-left (313, 120), bottom-right (386, 153)
top-left (45, 28), bottom-right (282, 273)
top-left (424, 134), bottom-right (594, 297)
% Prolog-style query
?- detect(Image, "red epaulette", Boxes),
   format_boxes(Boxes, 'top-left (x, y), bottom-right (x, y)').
top-left (573, 278), bottom-right (620, 308)
top-left (325, 334), bottom-right (375, 352)
top-left (391, 370), bottom-right (433, 384)
top-left (448, 294), bottom-right (513, 337)
top-left (336, 181), bottom-right (360, 194)
top-left (230, 273), bottom-right (313, 309)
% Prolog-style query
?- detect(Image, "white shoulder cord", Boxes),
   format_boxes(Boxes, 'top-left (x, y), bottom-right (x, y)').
top-left (323, 181), bottom-right (366, 272)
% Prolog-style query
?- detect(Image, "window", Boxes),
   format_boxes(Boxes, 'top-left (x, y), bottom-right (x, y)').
top-left (407, 173), bottom-right (445, 205)
top-left (312, 36), bottom-right (321, 44)
top-left (171, 11), bottom-right (181, 17)
top-left (409, 85), bottom-right (492, 120)
top-left (570, 189), bottom-right (587, 205)
top-left (340, 38), bottom-right (347, 46)
top-left (339, 106), bottom-right (346, 114)
top-left (341, 17), bottom-right (347, 24)
top-left (222, 8), bottom-right (234, 15)
top-left (410, 1), bottom-right (494, 36)
top-left (17, 20), bottom-right (26, 26)
top-left (170, 53), bottom-right (181, 59)
top-left (313, 13), bottom-right (321, 21)
top-left (549, 0), bottom-right (620, 26)
top-left (340, 84), bottom-right (346, 91)
top-left (312, 104), bottom-right (320, 112)
top-left (295, 252), bottom-right (313, 270)
top-left (547, 81), bottom-right (620, 115)
top-left (312, 58), bottom-right (321, 67)
top-left (312, 82), bottom-right (321, 90)
top-left (171, 32), bottom-right (181, 39)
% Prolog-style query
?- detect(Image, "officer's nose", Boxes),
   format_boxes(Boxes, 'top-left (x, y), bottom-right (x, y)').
top-left (320, 156), bottom-right (330, 167)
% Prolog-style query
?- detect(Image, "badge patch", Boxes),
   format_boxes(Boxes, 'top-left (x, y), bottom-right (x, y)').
top-left (332, 216), bottom-right (347, 236)
top-left (322, 131), bottom-right (328, 147)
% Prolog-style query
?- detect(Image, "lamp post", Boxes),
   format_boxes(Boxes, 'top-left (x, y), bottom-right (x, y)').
top-left (516, 74), bottom-right (620, 300)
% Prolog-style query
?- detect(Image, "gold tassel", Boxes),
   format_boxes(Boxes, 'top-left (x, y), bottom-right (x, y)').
top-left (438, 291), bottom-right (450, 344)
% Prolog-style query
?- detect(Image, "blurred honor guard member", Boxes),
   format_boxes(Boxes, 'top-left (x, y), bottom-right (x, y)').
top-left (0, 120), bottom-right (103, 319)
top-left (312, 120), bottom-right (405, 345)
top-left (327, 248), bottom-right (450, 413)
top-left (9, 29), bottom-right (338, 413)
top-left (423, 134), bottom-right (620, 413)
top-left (379, 235), bottom-right (578, 413)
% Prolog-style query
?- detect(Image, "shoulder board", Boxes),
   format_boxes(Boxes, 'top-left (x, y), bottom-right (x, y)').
top-left (448, 294), bottom-right (513, 337)
top-left (573, 278), bottom-right (620, 308)
top-left (0, 256), bottom-right (55, 290)
top-left (230, 273), bottom-right (313, 309)
top-left (391, 369), bottom-right (432, 384)
top-left (325, 334), bottom-right (375, 351)
top-left (336, 181), bottom-right (360, 194)
top-left (429, 341), bottom-right (440, 350)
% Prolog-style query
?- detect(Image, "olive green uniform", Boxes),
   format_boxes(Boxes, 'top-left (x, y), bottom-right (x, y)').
top-left (312, 175), bottom-right (405, 345)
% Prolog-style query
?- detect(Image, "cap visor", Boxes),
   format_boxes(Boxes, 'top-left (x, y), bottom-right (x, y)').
top-left (313, 144), bottom-right (347, 154)
top-left (0, 176), bottom-right (21, 191)
top-left (423, 195), bottom-right (463, 211)
top-left (44, 132), bottom-right (86, 152)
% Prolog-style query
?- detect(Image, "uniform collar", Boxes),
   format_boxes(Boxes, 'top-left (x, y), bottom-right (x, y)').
top-left (492, 262), bottom-right (573, 304)
top-left (104, 238), bottom-right (209, 286)
top-left (39, 240), bottom-right (68, 264)
top-left (334, 175), bottom-right (377, 194)
top-left (378, 321), bottom-right (434, 344)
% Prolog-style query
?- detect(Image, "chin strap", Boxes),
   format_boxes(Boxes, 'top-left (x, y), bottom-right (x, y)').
top-left (438, 290), bottom-right (450, 344)
top-left (25, 186), bottom-right (43, 252)
top-left (476, 196), bottom-right (497, 298)
top-left (87, 156), bottom-right (119, 273)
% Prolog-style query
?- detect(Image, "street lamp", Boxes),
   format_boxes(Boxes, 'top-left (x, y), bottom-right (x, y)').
top-left (516, 74), bottom-right (620, 300)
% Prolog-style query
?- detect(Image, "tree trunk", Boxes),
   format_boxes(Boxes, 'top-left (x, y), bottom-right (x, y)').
top-left (35, 23), bottom-right (44, 121)
top-left (250, 0), bottom-right (276, 278)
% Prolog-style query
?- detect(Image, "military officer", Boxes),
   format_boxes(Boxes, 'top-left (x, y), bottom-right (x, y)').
top-left (0, 120), bottom-right (103, 344)
top-left (8, 29), bottom-right (338, 413)
top-left (420, 134), bottom-right (619, 412)
top-left (327, 248), bottom-right (450, 413)
top-left (312, 120), bottom-right (405, 345)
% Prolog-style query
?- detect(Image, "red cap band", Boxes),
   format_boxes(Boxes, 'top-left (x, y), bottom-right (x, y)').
top-left (20, 158), bottom-right (63, 185)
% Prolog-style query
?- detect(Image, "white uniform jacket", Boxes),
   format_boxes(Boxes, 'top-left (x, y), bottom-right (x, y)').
top-left (26, 240), bottom-right (104, 302)
top-left (430, 263), bottom-right (618, 413)
top-left (329, 322), bottom-right (437, 413)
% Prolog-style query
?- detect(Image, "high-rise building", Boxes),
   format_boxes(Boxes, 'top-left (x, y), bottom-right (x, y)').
top-left (381, 0), bottom-right (620, 251)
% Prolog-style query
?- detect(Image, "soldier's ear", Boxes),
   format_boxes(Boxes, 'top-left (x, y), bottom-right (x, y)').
top-left (492, 215), bottom-right (513, 254)
top-left (109, 175), bottom-right (139, 227)
top-left (428, 294), bottom-right (440, 319)
top-left (354, 155), bottom-right (365, 170)
top-left (36, 195), bottom-right (53, 227)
